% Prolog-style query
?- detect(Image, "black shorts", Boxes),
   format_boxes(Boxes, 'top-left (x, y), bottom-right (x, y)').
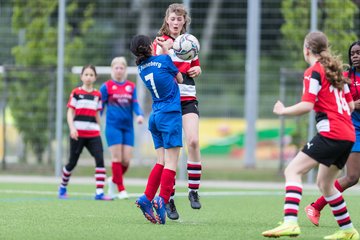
top-left (70, 136), bottom-right (103, 157)
top-left (301, 134), bottom-right (353, 169)
top-left (181, 100), bottom-right (199, 116)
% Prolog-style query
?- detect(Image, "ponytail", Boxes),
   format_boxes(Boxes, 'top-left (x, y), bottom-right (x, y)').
top-left (318, 50), bottom-right (350, 90)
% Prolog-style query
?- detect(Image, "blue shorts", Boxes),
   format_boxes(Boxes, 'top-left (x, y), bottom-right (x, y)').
top-left (352, 111), bottom-right (360, 152)
top-left (105, 125), bottom-right (134, 147)
top-left (148, 111), bottom-right (182, 149)
top-left (352, 123), bottom-right (360, 152)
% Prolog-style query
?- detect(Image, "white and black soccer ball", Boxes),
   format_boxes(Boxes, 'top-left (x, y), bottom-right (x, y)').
top-left (173, 34), bottom-right (200, 61)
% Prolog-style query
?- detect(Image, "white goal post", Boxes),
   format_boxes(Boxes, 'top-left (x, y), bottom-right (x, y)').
top-left (71, 66), bottom-right (138, 75)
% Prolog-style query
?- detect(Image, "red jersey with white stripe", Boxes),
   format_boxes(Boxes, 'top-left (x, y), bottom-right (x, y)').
top-left (67, 87), bottom-right (102, 138)
top-left (153, 34), bottom-right (201, 101)
top-left (301, 62), bottom-right (355, 142)
top-left (344, 70), bottom-right (360, 101)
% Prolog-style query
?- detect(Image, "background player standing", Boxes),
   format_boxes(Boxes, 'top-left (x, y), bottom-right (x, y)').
top-left (100, 57), bottom-right (144, 200)
top-left (58, 65), bottom-right (112, 201)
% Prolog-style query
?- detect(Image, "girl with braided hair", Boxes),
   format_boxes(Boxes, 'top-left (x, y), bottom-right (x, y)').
top-left (304, 41), bottom-right (360, 231)
top-left (262, 31), bottom-right (359, 239)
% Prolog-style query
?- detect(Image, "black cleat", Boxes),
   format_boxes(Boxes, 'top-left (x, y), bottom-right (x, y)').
top-left (188, 190), bottom-right (201, 209)
top-left (165, 199), bottom-right (179, 220)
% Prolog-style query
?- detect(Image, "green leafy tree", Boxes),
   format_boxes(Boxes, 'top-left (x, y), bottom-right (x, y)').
top-left (281, 0), bottom-right (358, 68)
top-left (10, 0), bottom-right (94, 163)
top-left (281, 0), bottom-right (358, 149)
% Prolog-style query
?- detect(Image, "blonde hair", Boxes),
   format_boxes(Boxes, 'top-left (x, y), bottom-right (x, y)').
top-left (157, 3), bottom-right (191, 37)
top-left (110, 56), bottom-right (128, 80)
top-left (305, 31), bottom-right (349, 90)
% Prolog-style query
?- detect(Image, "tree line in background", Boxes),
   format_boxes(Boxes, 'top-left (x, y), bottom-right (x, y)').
top-left (0, 0), bottom-right (359, 163)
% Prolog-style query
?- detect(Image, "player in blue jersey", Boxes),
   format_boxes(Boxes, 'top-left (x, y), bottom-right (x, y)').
top-left (100, 57), bottom-right (144, 200)
top-left (130, 34), bottom-right (183, 224)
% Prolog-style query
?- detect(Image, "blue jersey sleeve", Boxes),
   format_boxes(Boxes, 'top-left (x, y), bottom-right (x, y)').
top-left (132, 87), bottom-right (144, 116)
top-left (165, 55), bottom-right (179, 76)
top-left (99, 83), bottom-right (108, 116)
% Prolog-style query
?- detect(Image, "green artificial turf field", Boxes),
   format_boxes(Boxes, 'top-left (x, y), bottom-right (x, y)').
top-left (0, 181), bottom-right (359, 240)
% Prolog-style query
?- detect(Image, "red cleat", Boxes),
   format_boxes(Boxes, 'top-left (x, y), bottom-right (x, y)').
top-left (304, 204), bottom-right (320, 226)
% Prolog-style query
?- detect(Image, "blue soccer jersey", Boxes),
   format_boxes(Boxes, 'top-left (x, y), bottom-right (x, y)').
top-left (137, 54), bottom-right (182, 149)
top-left (138, 55), bottom-right (180, 112)
top-left (100, 79), bottom-right (143, 146)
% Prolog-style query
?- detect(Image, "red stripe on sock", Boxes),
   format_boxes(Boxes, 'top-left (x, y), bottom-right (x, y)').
top-left (328, 197), bottom-right (344, 207)
top-left (332, 208), bottom-right (347, 216)
top-left (187, 164), bottom-right (202, 169)
top-left (285, 185), bottom-right (302, 193)
top-left (284, 209), bottom-right (298, 215)
top-left (97, 177), bottom-right (105, 181)
top-left (286, 197), bottom-right (301, 204)
top-left (96, 168), bottom-right (106, 174)
top-left (188, 173), bottom-right (201, 178)
top-left (338, 217), bottom-right (351, 225)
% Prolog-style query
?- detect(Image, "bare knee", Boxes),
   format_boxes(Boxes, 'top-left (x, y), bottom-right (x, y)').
top-left (187, 137), bottom-right (199, 151)
top-left (316, 179), bottom-right (333, 196)
top-left (283, 166), bottom-right (301, 181)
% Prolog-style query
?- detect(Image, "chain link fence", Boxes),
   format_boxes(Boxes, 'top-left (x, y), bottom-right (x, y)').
top-left (0, 1), bottom-right (359, 177)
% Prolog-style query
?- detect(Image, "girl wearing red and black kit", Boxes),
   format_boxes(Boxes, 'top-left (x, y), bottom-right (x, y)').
top-left (305, 41), bottom-right (360, 228)
top-left (58, 65), bottom-right (112, 201)
top-left (262, 32), bottom-right (359, 239)
top-left (153, 3), bottom-right (202, 220)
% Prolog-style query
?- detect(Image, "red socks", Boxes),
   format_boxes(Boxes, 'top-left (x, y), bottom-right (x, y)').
top-left (111, 162), bottom-right (125, 191)
top-left (312, 179), bottom-right (343, 211)
top-left (144, 163), bottom-right (164, 201)
top-left (159, 168), bottom-right (176, 204)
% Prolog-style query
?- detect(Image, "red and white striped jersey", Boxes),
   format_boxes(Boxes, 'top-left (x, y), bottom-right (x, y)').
top-left (67, 87), bottom-right (102, 138)
top-left (301, 62), bottom-right (355, 142)
top-left (153, 34), bottom-right (201, 101)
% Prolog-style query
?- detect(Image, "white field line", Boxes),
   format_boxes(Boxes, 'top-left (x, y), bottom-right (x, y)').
top-left (0, 176), bottom-right (319, 189)
top-left (1, 189), bottom-right (360, 198)
top-left (0, 189), bottom-right (283, 197)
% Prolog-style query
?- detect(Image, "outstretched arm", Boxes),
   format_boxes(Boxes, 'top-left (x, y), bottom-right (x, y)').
top-left (273, 100), bottom-right (314, 116)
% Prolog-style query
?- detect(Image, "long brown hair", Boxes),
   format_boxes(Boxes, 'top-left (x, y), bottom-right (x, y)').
top-left (157, 3), bottom-right (191, 37)
top-left (304, 31), bottom-right (350, 90)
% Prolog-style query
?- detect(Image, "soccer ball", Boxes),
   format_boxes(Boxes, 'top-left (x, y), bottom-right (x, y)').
top-left (173, 34), bottom-right (200, 61)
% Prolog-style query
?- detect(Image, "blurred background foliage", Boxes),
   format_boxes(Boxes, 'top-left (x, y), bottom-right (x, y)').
top-left (0, 0), bottom-right (359, 168)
